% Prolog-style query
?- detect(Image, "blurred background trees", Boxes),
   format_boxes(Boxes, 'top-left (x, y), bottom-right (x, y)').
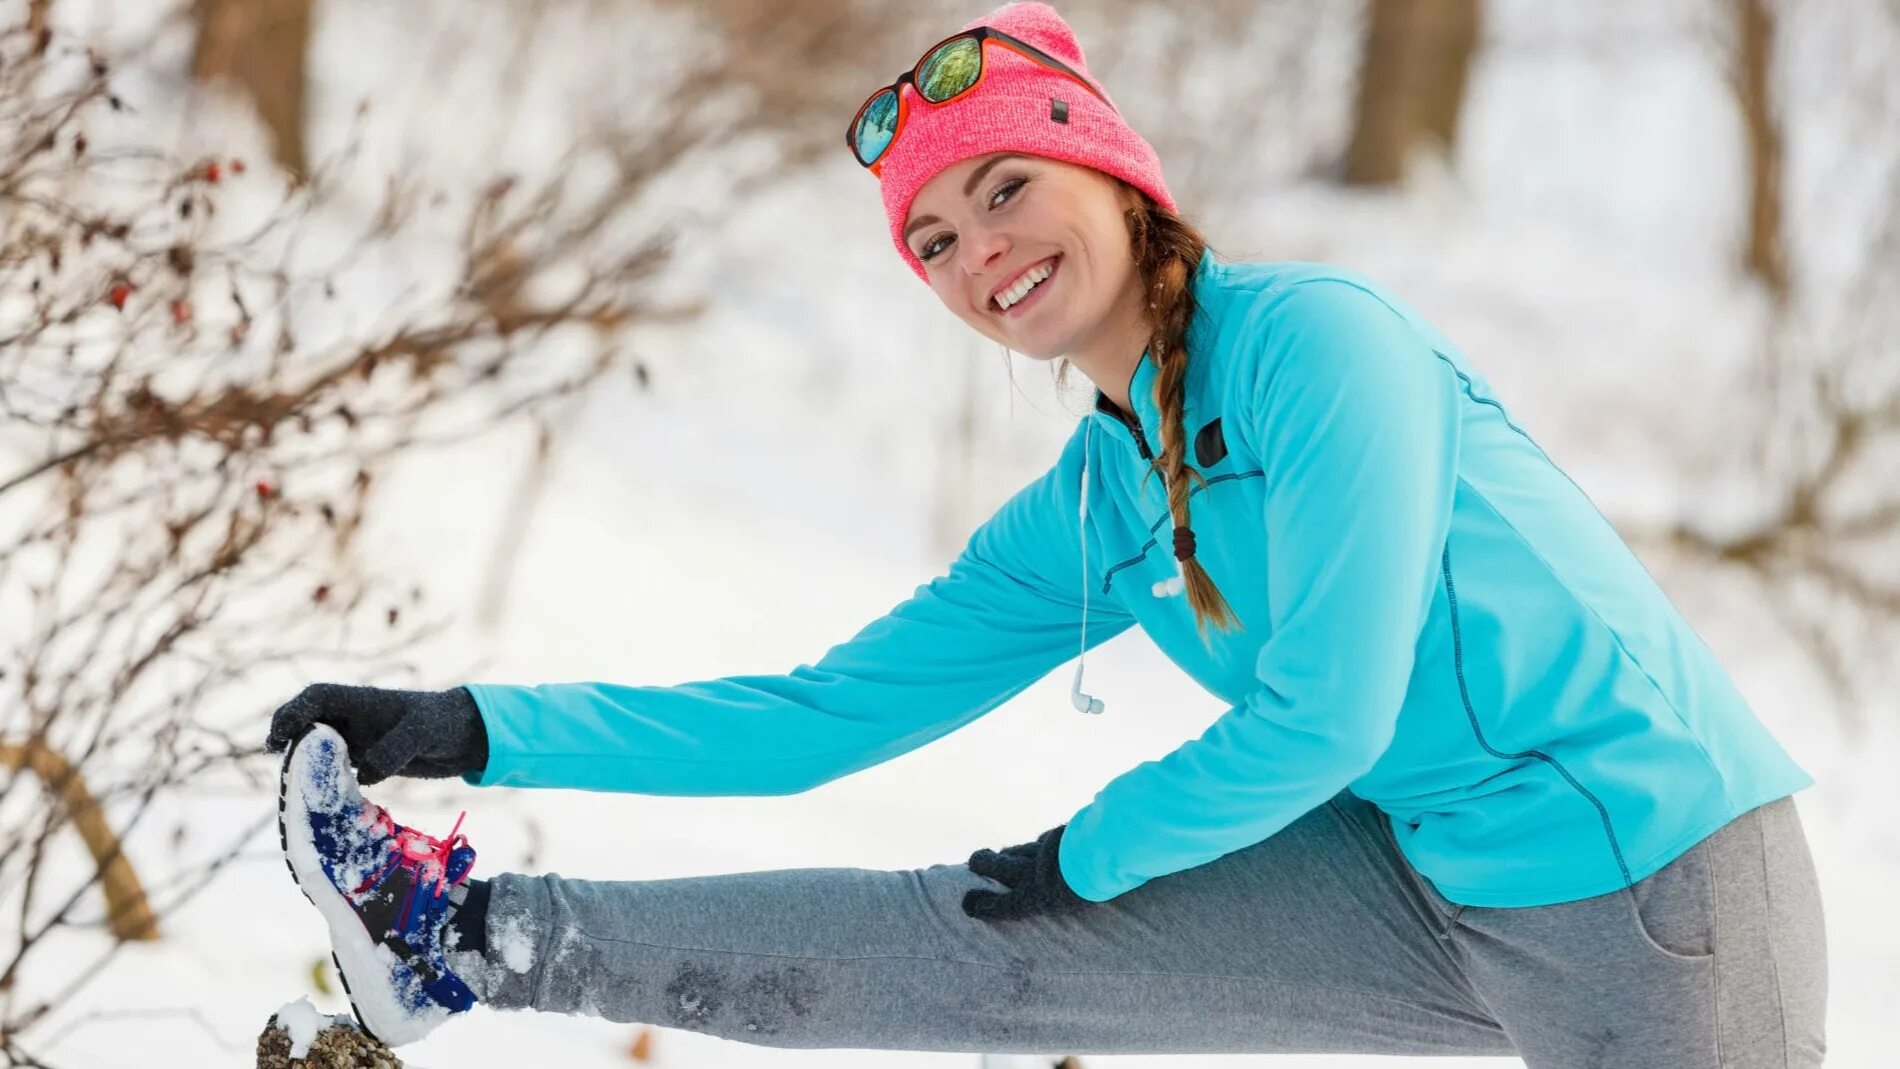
top-left (0, 0), bottom-right (910, 1056)
top-left (1, 0), bottom-right (1895, 1065)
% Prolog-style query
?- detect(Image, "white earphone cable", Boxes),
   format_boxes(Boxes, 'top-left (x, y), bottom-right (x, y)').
top-left (1072, 416), bottom-right (1102, 714)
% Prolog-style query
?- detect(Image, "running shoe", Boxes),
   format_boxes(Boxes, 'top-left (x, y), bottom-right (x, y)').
top-left (278, 723), bottom-right (479, 1046)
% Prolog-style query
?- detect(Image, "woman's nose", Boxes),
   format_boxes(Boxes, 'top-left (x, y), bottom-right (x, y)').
top-left (961, 228), bottom-right (1009, 274)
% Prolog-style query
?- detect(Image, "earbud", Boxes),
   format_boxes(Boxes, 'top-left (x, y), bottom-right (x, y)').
top-left (1070, 662), bottom-right (1104, 715)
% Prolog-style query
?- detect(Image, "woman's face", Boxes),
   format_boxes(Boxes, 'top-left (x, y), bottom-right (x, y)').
top-left (903, 152), bottom-right (1143, 361)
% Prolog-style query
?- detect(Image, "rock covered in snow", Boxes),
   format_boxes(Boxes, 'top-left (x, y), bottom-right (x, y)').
top-left (257, 998), bottom-right (401, 1068)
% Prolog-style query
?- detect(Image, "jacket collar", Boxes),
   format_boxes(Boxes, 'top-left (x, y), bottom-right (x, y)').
top-left (1084, 252), bottom-right (1220, 458)
top-left (1089, 353), bottom-right (1160, 457)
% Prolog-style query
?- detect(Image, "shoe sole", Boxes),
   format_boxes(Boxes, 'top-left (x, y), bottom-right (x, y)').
top-left (278, 724), bottom-right (452, 1047)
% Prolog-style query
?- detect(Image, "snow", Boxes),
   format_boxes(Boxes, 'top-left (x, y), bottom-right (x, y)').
top-left (270, 997), bottom-right (352, 1060)
top-left (490, 911), bottom-right (538, 977)
top-left (2, 1), bottom-right (1895, 1067)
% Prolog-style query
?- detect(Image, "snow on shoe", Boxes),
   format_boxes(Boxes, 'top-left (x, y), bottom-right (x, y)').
top-left (279, 723), bottom-right (479, 1046)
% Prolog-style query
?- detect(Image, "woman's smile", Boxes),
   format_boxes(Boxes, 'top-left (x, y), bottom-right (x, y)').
top-left (992, 254), bottom-right (1062, 318)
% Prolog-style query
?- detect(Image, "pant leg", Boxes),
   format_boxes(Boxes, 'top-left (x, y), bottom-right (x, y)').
top-left (447, 787), bottom-right (1516, 1057)
top-left (1446, 793), bottom-right (1827, 1068)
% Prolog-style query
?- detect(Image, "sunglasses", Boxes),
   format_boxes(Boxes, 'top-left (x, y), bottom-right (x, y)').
top-left (846, 26), bottom-right (1114, 176)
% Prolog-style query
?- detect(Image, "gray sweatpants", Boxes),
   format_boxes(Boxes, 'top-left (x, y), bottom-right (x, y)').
top-left (446, 789), bottom-right (1826, 1067)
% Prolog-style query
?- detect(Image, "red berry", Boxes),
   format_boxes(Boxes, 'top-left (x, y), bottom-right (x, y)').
top-left (171, 298), bottom-right (192, 324)
top-left (108, 281), bottom-right (132, 309)
top-left (255, 480), bottom-right (274, 499)
top-left (204, 162), bottom-right (222, 183)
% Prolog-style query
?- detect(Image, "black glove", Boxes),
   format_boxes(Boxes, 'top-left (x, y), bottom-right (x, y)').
top-left (263, 682), bottom-right (487, 786)
top-left (962, 825), bottom-right (1096, 922)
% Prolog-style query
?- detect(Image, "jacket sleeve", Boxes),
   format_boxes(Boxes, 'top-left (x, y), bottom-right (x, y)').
top-left (1057, 278), bottom-right (1463, 902)
top-left (460, 430), bottom-right (1136, 795)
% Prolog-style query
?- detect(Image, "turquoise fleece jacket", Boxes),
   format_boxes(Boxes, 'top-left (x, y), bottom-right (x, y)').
top-left (462, 255), bottom-right (1814, 909)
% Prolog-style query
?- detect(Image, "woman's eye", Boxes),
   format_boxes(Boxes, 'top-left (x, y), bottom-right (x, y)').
top-left (919, 178), bottom-right (1027, 263)
top-left (990, 176), bottom-right (1026, 208)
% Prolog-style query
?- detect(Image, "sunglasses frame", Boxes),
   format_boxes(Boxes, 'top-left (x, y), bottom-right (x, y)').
top-left (846, 26), bottom-right (1114, 177)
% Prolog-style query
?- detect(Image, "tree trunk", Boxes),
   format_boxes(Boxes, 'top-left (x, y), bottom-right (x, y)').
top-left (1344, 0), bottom-right (1481, 186)
top-left (0, 739), bottom-right (159, 942)
top-left (1731, 0), bottom-right (1789, 302)
top-left (191, 0), bottom-right (312, 176)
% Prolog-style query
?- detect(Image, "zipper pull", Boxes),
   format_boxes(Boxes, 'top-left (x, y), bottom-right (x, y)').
top-left (1121, 408), bottom-right (1154, 460)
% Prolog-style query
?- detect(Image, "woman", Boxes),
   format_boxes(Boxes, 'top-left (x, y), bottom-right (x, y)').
top-left (267, 3), bottom-right (1827, 1065)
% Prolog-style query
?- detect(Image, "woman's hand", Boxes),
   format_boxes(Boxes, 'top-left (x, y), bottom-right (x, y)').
top-left (263, 682), bottom-right (487, 786)
top-left (962, 825), bottom-right (1096, 922)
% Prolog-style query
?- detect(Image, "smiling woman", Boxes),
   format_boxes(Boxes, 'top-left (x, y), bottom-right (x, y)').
top-left (894, 145), bottom-right (1244, 640)
top-left (267, 2), bottom-right (1829, 1064)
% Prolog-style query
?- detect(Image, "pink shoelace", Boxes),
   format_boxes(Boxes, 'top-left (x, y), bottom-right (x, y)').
top-left (351, 805), bottom-right (474, 934)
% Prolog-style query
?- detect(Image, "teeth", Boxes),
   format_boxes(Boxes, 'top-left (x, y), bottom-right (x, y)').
top-left (996, 260), bottom-right (1055, 310)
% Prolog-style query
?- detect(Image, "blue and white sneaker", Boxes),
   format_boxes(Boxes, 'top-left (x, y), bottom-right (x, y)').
top-left (279, 723), bottom-right (480, 1046)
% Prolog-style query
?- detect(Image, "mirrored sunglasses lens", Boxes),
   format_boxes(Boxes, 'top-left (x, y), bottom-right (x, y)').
top-left (917, 36), bottom-right (982, 103)
top-left (853, 89), bottom-right (899, 164)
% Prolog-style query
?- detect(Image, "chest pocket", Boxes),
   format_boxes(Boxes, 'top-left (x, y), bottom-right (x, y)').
top-left (1101, 415), bottom-right (1265, 596)
top-left (1194, 417), bottom-right (1228, 467)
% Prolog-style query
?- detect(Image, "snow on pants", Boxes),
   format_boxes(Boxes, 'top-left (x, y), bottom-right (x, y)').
top-left (448, 789), bottom-right (1826, 1067)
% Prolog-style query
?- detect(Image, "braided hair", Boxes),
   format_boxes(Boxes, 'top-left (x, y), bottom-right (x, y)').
top-left (1056, 186), bottom-right (1239, 642)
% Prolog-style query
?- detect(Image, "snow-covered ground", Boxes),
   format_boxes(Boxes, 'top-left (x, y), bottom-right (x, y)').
top-left (27, 381), bottom-right (1896, 1066)
top-left (6, 1), bottom-right (1895, 1066)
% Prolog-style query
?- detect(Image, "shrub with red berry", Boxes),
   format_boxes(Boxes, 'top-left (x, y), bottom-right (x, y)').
top-left (0, 12), bottom-right (727, 1060)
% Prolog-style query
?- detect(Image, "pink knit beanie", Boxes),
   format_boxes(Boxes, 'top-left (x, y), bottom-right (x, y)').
top-left (868, 1), bottom-right (1176, 283)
